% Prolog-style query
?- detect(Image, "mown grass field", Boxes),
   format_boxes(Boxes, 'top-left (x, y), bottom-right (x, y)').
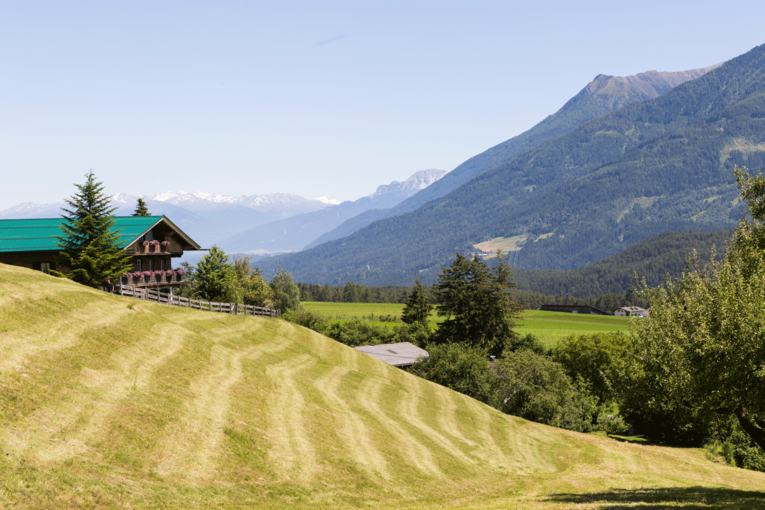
top-left (301, 302), bottom-right (630, 347)
top-left (1, 264), bottom-right (764, 509)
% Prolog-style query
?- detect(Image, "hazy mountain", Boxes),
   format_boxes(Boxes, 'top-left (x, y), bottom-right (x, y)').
top-left (0, 191), bottom-right (338, 248)
top-left (257, 43), bottom-right (764, 285)
top-left (220, 169), bottom-right (447, 254)
top-left (310, 64), bottom-right (722, 247)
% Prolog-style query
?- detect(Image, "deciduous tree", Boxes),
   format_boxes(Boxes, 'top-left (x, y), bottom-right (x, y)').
top-left (626, 167), bottom-right (765, 452)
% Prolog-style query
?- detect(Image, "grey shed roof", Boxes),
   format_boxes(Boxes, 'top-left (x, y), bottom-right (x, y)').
top-left (354, 342), bottom-right (429, 367)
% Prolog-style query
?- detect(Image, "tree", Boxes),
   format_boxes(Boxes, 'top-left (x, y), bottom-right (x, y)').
top-left (626, 167), bottom-right (765, 453)
top-left (194, 245), bottom-right (238, 302)
top-left (270, 267), bottom-right (300, 313)
top-left (552, 333), bottom-right (629, 404)
top-left (495, 349), bottom-right (596, 432)
top-left (401, 278), bottom-right (433, 325)
top-left (432, 251), bottom-right (522, 356)
top-left (233, 255), bottom-right (273, 307)
top-left (408, 343), bottom-right (498, 405)
top-left (52, 172), bottom-right (130, 287)
top-left (133, 198), bottom-right (150, 216)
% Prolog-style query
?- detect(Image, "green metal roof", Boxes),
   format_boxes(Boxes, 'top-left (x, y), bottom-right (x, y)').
top-left (0, 216), bottom-right (163, 253)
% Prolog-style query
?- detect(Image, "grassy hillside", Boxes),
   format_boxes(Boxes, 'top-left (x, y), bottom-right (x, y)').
top-left (1, 264), bottom-right (764, 509)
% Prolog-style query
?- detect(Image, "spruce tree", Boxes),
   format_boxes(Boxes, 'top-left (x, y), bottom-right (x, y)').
top-left (432, 251), bottom-right (522, 356)
top-left (401, 278), bottom-right (433, 325)
top-left (53, 172), bottom-right (131, 287)
top-left (133, 197), bottom-right (150, 216)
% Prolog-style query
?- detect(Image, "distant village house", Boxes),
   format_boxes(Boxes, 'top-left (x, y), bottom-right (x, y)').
top-left (614, 306), bottom-right (650, 317)
top-left (0, 216), bottom-right (201, 293)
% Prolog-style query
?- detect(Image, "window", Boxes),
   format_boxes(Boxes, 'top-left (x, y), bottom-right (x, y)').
top-left (40, 262), bottom-right (50, 274)
top-left (136, 259), bottom-right (142, 272)
top-left (149, 259), bottom-right (154, 271)
top-left (160, 259), bottom-right (165, 271)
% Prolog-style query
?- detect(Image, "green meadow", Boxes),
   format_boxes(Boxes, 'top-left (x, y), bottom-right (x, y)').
top-left (301, 302), bottom-right (630, 347)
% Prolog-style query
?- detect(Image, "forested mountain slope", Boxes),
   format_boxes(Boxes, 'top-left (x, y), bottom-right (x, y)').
top-left (2, 263), bottom-right (764, 508)
top-left (514, 229), bottom-right (733, 297)
top-left (307, 65), bottom-right (720, 249)
top-left (260, 43), bottom-right (765, 285)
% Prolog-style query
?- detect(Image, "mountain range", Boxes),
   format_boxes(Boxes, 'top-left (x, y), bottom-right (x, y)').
top-left (0, 170), bottom-right (446, 252)
top-left (219, 169), bottom-right (447, 254)
top-left (306, 64), bottom-right (721, 249)
top-left (257, 43), bottom-right (765, 285)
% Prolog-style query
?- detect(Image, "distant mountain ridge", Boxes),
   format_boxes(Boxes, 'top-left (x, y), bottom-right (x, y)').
top-left (309, 64), bottom-right (722, 247)
top-left (219, 169), bottom-right (447, 254)
top-left (257, 43), bottom-right (765, 285)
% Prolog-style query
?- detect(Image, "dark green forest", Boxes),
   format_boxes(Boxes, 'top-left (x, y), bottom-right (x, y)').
top-left (260, 43), bottom-right (765, 286)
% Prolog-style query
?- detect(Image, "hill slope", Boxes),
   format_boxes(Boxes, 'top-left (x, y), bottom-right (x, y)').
top-left (307, 64), bottom-right (721, 248)
top-left (260, 43), bottom-right (765, 285)
top-left (1, 264), bottom-right (764, 509)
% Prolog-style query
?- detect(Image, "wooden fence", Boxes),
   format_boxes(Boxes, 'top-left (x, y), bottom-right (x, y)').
top-left (119, 286), bottom-right (281, 318)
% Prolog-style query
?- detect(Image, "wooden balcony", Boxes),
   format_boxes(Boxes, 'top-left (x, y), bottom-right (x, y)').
top-left (120, 272), bottom-right (184, 287)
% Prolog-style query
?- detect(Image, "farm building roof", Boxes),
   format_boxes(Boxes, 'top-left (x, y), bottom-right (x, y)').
top-left (0, 216), bottom-right (194, 253)
top-left (354, 342), bottom-right (429, 368)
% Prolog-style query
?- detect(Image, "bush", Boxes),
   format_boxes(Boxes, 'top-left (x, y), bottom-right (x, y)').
top-left (495, 350), bottom-right (596, 432)
top-left (408, 343), bottom-right (498, 406)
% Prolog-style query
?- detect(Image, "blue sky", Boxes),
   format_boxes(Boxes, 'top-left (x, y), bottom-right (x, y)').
top-left (2, 0), bottom-right (764, 209)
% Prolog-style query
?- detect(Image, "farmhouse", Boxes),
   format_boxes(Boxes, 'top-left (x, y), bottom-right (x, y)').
top-left (540, 304), bottom-right (611, 315)
top-left (354, 342), bottom-right (429, 368)
top-left (0, 216), bottom-right (201, 292)
top-left (614, 306), bottom-right (650, 317)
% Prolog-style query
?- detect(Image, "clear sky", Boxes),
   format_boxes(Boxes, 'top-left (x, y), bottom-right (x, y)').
top-left (2, 0), bottom-right (764, 209)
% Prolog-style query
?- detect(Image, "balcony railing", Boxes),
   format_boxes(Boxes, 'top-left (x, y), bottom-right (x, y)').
top-left (121, 272), bottom-right (183, 286)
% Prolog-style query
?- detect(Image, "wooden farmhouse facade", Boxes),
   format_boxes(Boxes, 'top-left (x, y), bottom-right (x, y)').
top-left (0, 216), bottom-right (201, 292)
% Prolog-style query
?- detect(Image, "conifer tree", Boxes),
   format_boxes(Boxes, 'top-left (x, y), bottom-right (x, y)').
top-left (133, 197), bottom-right (150, 216)
top-left (52, 172), bottom-right (131, 287)
top-left (401, 278), bottom-right (433, 325)
top-left (432, 251), bottom-right (522, 356)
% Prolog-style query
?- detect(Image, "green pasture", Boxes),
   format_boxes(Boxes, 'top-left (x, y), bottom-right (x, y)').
top-left (300, 302), bottom-right (630, 347)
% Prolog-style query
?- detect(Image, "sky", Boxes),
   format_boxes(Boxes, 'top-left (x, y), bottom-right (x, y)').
top-left (2, 0), bottom-right (765, 209)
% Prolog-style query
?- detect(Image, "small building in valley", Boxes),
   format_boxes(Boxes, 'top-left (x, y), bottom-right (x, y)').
top-left (0, 216), bottom-right (201, 292)
top-left (614, 306), bottom-right (650, 317)
top-left (540, 304), bottom-right (612, 315)
top-left (354, 342), bottom-right (429, 368)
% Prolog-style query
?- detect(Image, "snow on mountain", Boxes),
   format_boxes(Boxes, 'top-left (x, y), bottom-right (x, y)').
top-left (314, 196), bottom-right (342, 205)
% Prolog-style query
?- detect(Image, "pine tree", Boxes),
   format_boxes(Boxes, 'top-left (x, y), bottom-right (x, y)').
top-left (133, 197), bottom-right (150, 216)
top-left (401, 278), bottom-right (433, 325)
top-left (53, 172), bottom-right (131, 287)
top-left (432, 251), bottom-right (522, 356)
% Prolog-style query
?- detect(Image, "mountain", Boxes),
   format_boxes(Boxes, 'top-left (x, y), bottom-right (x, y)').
top-left (0, 191), bottom-right (337, 248)
top-left (258, 43), bottom-right (765, 285)
top-left (513, 229), bottom-right (733, 297)
top-left (309, 64), bottom-right (722, 248)
top-left (219, 169), bottom-right (447, 254)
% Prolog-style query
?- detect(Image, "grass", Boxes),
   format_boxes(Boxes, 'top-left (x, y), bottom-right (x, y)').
top-left (1, 263), bottom-right (764, 509)
top-left (300, 302), bottom-right (630, 347)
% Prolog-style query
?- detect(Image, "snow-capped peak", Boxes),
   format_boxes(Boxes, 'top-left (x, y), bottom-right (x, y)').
top-left (314, 195), bottom-right (341, 205)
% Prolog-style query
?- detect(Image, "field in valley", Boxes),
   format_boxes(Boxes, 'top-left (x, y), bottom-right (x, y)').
top-left (1, 263), bottom-right (762, 509)
top-left (301, 302), bottom-right (630, 347)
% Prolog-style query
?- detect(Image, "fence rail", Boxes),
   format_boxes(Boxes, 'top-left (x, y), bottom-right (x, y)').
top-left (119, 286), bottom-right (281, 318)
